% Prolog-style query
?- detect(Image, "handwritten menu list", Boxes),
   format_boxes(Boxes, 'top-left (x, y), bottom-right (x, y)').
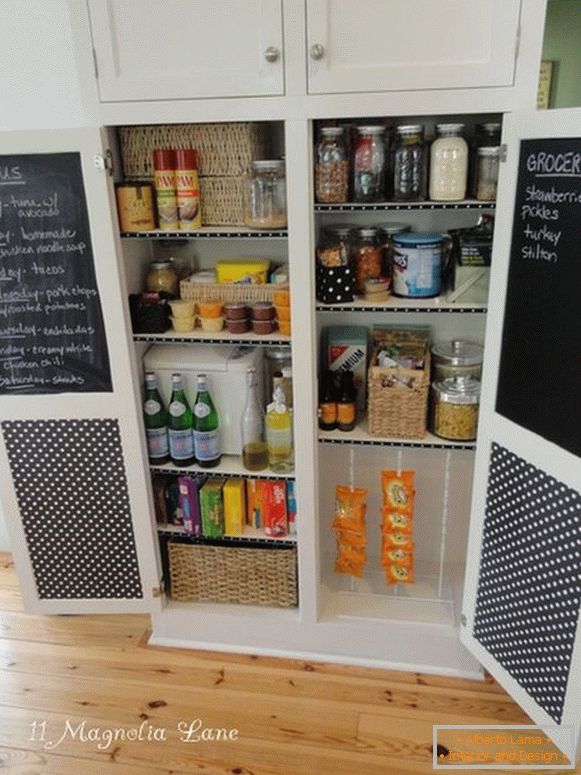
top-left (496, 138), bottom-right (581, 457)
top-left (0, 153), bottom-right (111, 394)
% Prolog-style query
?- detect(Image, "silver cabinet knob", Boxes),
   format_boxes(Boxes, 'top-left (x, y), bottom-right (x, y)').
top-left (310, 43), bottom-right (325, 61)
top-left (264, 46), bottom-right (280, 63)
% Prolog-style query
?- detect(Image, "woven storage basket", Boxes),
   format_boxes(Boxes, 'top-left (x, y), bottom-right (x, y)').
top-left (180, 281), bottom-right (287, 304)
top-left (118, 123), bottom-right (267, 179)
top-left (199, 176), bottom-right (245, 226)
top-left (169, 542), bottom-right (298, 607)
top-left (367, 329), bottom-right (430, 439)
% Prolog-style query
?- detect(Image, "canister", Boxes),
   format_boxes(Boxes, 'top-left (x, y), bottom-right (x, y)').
top-left (115, 183), bottom-right (156, 232)
top-left (431, 340), bottom-right (484, 381)
top-left (431, 376), bottom-right (480, 441)
top-left (392, 232), bottom-right (443, 298)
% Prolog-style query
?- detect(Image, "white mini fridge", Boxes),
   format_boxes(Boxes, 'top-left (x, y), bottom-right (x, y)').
top-left (143, 345), bottom-right (264, 455)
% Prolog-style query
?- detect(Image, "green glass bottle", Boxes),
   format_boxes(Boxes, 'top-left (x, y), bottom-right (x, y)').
top-left (143, 372), bottom-right (170, 464)
top-left (168, 372), bottom-right (195, 467)
top-left (192, 373), bottom-right (221, 469)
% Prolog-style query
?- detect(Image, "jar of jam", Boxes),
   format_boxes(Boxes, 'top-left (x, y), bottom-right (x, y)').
top-left (317, 223), bottom-right (356, 268)
top-left (315, 127), bottom-right (349, 203)
top-left (353, 126), bottom-right (386, 203)
top-left (146, 260), bottom-right (178, 296)
top-left (354, 227), bottom-right (383, 294)
top-left (392, 125), bottom-right (427, 201)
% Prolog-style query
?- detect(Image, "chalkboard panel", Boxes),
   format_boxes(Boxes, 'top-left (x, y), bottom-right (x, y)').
top-left (496, 138), bottom-right (581, 457)
top-left (0, 153), bottom-right (111, 394)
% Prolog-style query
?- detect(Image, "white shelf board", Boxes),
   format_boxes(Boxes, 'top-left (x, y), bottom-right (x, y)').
top-left (315, 199), bottom-right (496, 212)
top-left (150, 456), bottom-right (295, 479)
top-left (319, 419), bottom-right (476, 450)
top-left (158, 522), bottom-right (296, 544)
top-left (134, 329), bottom-right (291, 346)
top-left (121, 227), bottom-right (288, 239)
top-left (316, 297), bottom-right (487, 313)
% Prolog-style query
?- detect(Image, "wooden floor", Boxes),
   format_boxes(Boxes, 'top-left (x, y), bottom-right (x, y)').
top-left (0, 553), bottom-right (577, 775)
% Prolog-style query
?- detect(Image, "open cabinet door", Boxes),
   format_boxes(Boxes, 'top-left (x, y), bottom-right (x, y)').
top-left (0, 128), bottom-right (162, 615)
top-left (461, 108), bottom-right (581, 763)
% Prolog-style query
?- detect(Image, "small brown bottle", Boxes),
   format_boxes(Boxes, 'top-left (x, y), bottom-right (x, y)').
top-left (318, 370), bottom-right (338, 431)
top-left (337, 371), bottom-right (357, 432)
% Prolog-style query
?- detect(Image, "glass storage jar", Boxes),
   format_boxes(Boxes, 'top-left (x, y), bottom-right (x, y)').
top-left (146, 260), bottom-right (178, 296)
top-left (353, 126), bottom-right (386, 202)
top-left (431, 376), bottom-right (480, 441)
top-left (317, 223), bottom-right (356, 268)
top-left (392, 125), bottom-right (427, 202)
top-left (354, 226), bottom-right (384, 293)
top-left (431, 340), bottom-right (484, 382)
top-left (470, 122), bottom-right (501, 196)
top-left (429, 124), bottom-right (469, 201)
top-left (315, 127), bottom-right (349, 203)
top-left (244, 160), bottom-right (287, 229)
top-left (475, 147), bottom-right (500, 201)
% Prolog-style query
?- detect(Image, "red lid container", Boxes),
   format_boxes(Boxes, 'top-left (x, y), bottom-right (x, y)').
top-left (153, 149), bottom-right (176, 170)
top-left (175, 148), bottom-right (198, 170)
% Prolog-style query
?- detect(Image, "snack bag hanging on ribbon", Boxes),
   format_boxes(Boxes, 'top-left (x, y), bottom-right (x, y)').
top-left (381, 470), bottom-right (415, 515)
top-left (333, 485), bottom-right (367, 578)
top-left (381, 470), bottom-right (416, 585)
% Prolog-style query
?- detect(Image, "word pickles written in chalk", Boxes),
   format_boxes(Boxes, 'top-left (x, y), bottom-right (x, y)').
top-left (0, 152), bottom-right (111, 394)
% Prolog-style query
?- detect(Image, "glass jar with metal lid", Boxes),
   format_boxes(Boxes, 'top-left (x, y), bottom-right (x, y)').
top-left (244, 160), bottom-right (287, 229)
top-left (431, 376), bottom-right (480, 441)
top-left (470, 122), bottom-right (501, 196)
top-left (317, 223), bottom-right (356, 268)
top-left (475, 147), bottom-right (500, 201)
top-left (431, 340), bottom-right (484, 382)
top-left (315, 127), bottom-right (349, 203)
top-left (392, 125), bottom-right (427, 202)
top-left (353, 126), bottom-right (386, 203)
top-left (353, 226), bottom-right (384, 294)
top-left (146, 259), bottom-right (178, 296)
top-left (429, 124), bottom-right (469, 202)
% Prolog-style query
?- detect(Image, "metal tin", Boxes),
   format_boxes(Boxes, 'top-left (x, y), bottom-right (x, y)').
top-left (392, 232), bottom-right (443, 298)
top-left (115, 182), bottom-right (156, 232)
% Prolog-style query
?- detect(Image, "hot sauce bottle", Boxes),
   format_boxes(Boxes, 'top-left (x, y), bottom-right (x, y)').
top-left (337, 371), bottom-right (357, 432)
top-left (318, 370), bottom-right (338, 431)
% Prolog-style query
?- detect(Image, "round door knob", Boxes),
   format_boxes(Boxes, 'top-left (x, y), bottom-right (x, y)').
top-left (310, 43), bottom-right (325, 61)
top-left (264, 46), bottom-right (280, 63)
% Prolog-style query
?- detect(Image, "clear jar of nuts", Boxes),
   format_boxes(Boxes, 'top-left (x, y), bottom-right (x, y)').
top-left (353, 226), bottom-right (384, 294)
top-left (431, 376), bottom-right (480, 441)
top-left (315, 127), bottom-right (349, 203)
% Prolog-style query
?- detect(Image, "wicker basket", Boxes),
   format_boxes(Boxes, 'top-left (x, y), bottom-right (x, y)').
top-left (200, 176), bottom-right (245, 226)
top-left (367, 329), bottom-right (431, 439)
top-left (118, 123), bottom-right (268, 179)
top-left (168, 542), bottom-right (298, 607)
top-left (180, 281), bottom-right (287, 304)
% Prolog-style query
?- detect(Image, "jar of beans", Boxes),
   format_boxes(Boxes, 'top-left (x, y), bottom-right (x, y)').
top-left (315, 127), bottom-right (349, 203)
top-left (354, 226), bottom-right (384, 294)
top-left (431, 376), bottom-right (480, 441)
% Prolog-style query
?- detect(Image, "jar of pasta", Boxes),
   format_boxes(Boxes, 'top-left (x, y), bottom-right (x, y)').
top-left (353, 226), bottom-right (383, 294)
top-left (431, 376), bottom-right (480, 441)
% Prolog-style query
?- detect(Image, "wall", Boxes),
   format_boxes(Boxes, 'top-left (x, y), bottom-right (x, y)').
top-left (542, 0), bottom-right (581, 108)
top-left (0, 0), bottom-right (90, 551)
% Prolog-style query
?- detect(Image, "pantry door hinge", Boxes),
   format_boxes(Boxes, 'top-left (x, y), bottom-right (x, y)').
top-left (92, 47), bottom-right (99, 79)
top-left (94, 150), bottom-right (114, 176)
top-left (514, 24), bottom-right (521, 61)
top-left (499, 144), bottom-right (508, 163)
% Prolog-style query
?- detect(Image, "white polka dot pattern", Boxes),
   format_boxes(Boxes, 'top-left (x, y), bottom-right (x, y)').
top-left (473, 443), bottom-right (581, 723)
top-left (1, 419), bottom-right (143, 600)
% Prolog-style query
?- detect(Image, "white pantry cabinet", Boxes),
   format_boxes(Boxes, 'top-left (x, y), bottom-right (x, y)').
top-left (87, 0), bottom-right (284, 101)
top-left (307, 0), bottom-right (522, 94)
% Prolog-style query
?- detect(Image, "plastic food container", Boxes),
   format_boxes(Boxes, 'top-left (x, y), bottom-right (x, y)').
top-left (431, 376), bottom-right (480, 441)
top-left (199, 316), bottom-right (225, 332)
top-left (169, 299), bottom-right (195, 319)
top-left (197, 301), bottom-right (224, 319)
top-left (223, 302), bottom-right (249, 320)
top-left (275, 305), bottom-right (291, 321)
top-left (278, 320), bottom-right (291, 336)
top-left (170, 315), bottom-right (196, 333)
top-left (252, 318), bottom-right (276, 334)
top-left (251, 302), bottom-right (275, 321)
top-left (272, 289), bottom-right (290, 306)
top-left (225, 318), bottom-right (250, 334)
top-left (392, 232), bottom-right (444, 298)
top-left (431, 340), bottom-right (484, 382)
top-left (216, 260), bottom-right (270, 284)
top-left (364, 277), bottom-right (390, 302)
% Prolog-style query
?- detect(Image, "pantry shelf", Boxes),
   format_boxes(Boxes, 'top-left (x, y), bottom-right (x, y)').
top-left (133, 330), bottom-right (291, 347)
top-left (318, 420), bottom-right (476, 450)
top-left (150, 457), bottom-right (295, 480)
top-left (157, 523), bottom-right (296, 545)
top-left (314, 200), bottom-right (496, 213)
top-left (316, 298), bottom-right (487, 313)
top-left (120, 227), bottom-right (288, 240)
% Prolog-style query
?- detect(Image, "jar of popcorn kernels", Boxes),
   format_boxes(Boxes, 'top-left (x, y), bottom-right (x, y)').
top-left (431, 376), bottom-right (480, 441)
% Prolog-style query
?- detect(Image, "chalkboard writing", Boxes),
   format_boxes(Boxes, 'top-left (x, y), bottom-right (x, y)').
top-left (496, 138), bottom-right (581, 457)
top-left (0, 153), bottom-right (111, 394)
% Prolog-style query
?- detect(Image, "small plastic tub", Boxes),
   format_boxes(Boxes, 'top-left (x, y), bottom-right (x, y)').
top-left (197, 300), bottom-right (224, 319)
top-left (252, 318), bottom-right (276, 334)
top-left (273, 288), bottom-right (290, 306)
top-left (199, 316), bottom-right (225, 332)
top-left (170, 316), bottom-right (196, 333)
top-left (225, 317), bottom-right (250, 334)
top-left (169, 299), bottom-right (195, 319)
top-left (275, 304), bottom-right (291, 321)
top-left (278, 320), bottom-right (291, 336)
top-left (223, 302), bottom-right (249, 320)
top-left (251, 302), bottom-right (275, 320)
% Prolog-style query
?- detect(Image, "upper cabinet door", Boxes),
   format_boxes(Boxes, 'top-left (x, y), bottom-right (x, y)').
top-left (88, 0), bottom-right (284, 102)
top-left (461, 108), bottom-right (581, 763)
top-left (307, 0), bottom-right (521, 94)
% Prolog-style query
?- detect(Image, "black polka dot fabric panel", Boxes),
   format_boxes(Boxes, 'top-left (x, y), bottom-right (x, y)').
top-left (473, 443), bottom-right (581, 724)
top-left (1, 419), bottom-right (143, 600)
